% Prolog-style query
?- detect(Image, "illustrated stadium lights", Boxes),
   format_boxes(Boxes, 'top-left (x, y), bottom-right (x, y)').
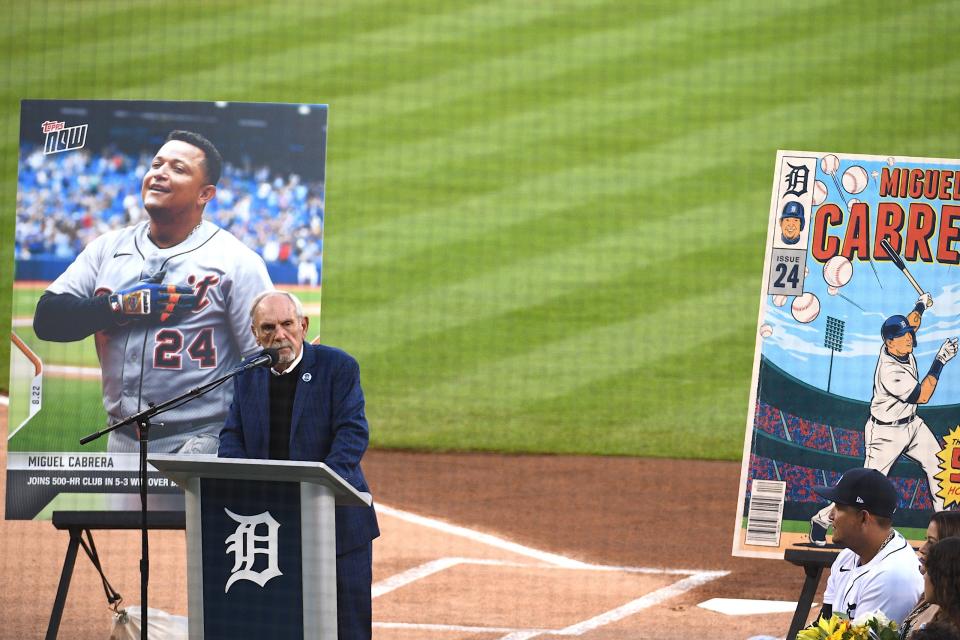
top-left (298, 105), bottom-right (311, 115)
top-left (215, 101), bottom-right (228, 109)
top-left (824, 316), bottom-right (845, 393)
top-left (824, 316), bottom-right (845, 352)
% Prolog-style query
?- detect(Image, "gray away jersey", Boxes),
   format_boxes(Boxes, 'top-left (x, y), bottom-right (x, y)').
top-left (47, 220), bottom-right (273, 449)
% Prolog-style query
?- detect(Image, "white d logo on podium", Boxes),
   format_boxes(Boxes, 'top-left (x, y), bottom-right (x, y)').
top-left (224, 508), bottom-right (283, 593)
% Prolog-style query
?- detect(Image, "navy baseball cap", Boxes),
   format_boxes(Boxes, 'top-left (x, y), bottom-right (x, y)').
top-left (813, 468), bottom-right (898, 518)
top-left (781, 201), bottom-right (805, 230)
top-left (881, 314), bottom-right (917, 346)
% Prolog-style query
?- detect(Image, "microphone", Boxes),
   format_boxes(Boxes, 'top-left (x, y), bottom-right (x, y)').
top-left (245, 347), bottom-right (280, 370)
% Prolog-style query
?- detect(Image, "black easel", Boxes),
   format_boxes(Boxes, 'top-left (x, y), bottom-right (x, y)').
top-left (45, 511), bottom-right (185, 640)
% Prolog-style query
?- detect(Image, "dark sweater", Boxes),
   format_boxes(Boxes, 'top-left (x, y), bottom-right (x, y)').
top-left (268, 361), bottom-right (302, 460)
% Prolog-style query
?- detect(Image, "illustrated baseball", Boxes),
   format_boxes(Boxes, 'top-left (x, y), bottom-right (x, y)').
top-left (759, 324), bottom-right (774, 338)
top-left (887, 156), bottom-right (896, 167)
top-left (823, 255), bottom-right (853, 287)
top-left (821, 154), bottom-right (840, 175)
top-left (847, 198), bottom-right (860, 213)
top-left (813, 180), bottom-right (828, 205)
top-left (792, 292), bottom-right (820, 323)
top-left (772, 294), bottom-right (787, 307)
top-left (842, 165), bottom-right (869, 194)
top-left (827, 285), bottom-right (838, 296)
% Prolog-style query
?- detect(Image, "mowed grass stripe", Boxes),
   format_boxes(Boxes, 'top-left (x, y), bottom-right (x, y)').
top-left (359, 224), bottom-right (758, 398)
top-left (328, 0), bottom-right (844, 136)
top-left (326, 56), bottom-right (960, 321)
top-left (0, 0), bottom-right (815, 146)
top-left (330, 0), bottom-right (949, 220)
top-left (2, 0), bottom-right (155, 42)
top-left (888, 132), bottom-right (960, 166)
top-left (510, 354), bottom-right (756, 458)
top-left (103, 0), bottom-right (611, 104)
top-left (0, 0), bottom-right (944, 159)
top-left (332, 189), bottom-right (753, 361)
top-left (336, 67), bottom-right (960, 451)
top-left (325, 23), bottom-right (956, 283)
top-left (329, 0), bottom-right (856, 163)
top-left (383, 363), bottom-right (754, 457)
top-left (407, 254), bottom-right (756, 407)
top-left (0, 0), bottom-right (418, 104)
top-left (255, 0), bottom-right (632, 106)
top-left (333, 1), bottom-right (952, 228)
top-left (371, 363), bottom-right (755, 457)
top-left (368, 278), bottom-right (757, 452)
top-left (335, 160), bottom-right (756, 319)
top-left (0, 0), bottom-right (570, 158)
top-left (5, 43), bottom-right (952, 310)
top-left (0, 1), bottom-right (613, 158)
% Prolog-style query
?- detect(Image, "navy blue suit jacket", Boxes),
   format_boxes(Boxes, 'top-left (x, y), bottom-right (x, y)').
top-left (219, 343), bottom-right (379, 555)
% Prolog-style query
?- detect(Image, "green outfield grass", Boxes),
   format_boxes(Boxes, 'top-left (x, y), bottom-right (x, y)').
top-left (2, 0), bottom-right (959, 459)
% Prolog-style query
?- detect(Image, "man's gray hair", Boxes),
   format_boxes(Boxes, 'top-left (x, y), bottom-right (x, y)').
top-left (250, 290), bottom-right (305, 320)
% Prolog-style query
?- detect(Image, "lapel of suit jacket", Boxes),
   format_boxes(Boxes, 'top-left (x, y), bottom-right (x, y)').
top-left (252, 365), bottom-right (271, 458)
top-left (289, 343), bottom-right (316, 448)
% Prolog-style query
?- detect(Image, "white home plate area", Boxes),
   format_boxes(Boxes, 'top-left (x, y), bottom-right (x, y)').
top-left (372, 504), bottom-right (729, 639)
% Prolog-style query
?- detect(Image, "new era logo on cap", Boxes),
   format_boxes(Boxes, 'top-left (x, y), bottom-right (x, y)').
top-left (856, 497), bottom-right (864, 504)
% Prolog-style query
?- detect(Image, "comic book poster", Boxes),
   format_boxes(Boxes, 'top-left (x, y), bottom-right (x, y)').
top-left (734, 150), bottom-right (960, 558)
top-left (7, 100), bottom-right (327, 519)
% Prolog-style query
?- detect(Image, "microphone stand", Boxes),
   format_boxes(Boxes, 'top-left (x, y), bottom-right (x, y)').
top-left (80, 352), bottom-right (275, 639)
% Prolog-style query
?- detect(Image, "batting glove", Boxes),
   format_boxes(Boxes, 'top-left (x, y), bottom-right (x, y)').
top-left (110, 275), bottom-right (197, 322)
top-left (918, 293), bottom-right (934, 309)
top-left (936, 338), bottom-right (959, 365)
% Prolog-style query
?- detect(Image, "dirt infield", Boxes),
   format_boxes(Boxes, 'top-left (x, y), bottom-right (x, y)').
top-left (366, 451), bottom-right (814, 639)
top-left (0, 403), bottom-right (824, 639)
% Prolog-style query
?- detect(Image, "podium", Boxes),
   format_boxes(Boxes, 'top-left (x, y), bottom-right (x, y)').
top-left (149, 454), bottom-right (372, 640)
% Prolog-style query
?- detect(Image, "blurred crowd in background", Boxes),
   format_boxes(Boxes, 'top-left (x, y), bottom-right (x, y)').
top-left (15, 145), bottom-right (324, 285)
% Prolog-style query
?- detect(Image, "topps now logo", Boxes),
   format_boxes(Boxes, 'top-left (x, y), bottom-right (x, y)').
top-left (42, 120), bottom-right (87, 155)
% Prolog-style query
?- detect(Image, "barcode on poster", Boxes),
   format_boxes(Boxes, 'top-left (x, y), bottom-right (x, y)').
top-left (745, 479), bottom-right (786, 546)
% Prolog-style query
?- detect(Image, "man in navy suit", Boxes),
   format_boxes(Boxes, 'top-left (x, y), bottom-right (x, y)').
top-left (219, 290), bottom-right (380, 639)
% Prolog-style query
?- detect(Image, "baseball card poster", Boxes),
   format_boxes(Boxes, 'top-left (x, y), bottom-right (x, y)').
top-left (7, 100), bottom-right (327, 519)
top-left (734, 150), bottom-right (960, 559)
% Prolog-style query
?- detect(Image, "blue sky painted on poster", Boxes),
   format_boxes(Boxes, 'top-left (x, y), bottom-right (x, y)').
top-left (760, 154), bottom-right (960, 404)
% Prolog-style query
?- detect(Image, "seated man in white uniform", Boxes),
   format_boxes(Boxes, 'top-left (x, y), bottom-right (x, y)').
top-left (811, 467), bottom-right (923, 626)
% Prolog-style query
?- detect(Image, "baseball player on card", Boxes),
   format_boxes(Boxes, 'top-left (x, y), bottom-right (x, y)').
top-left (810, 293), bottom-right (959, 545)
top-left (33, 130), bottom-right (274, 455)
